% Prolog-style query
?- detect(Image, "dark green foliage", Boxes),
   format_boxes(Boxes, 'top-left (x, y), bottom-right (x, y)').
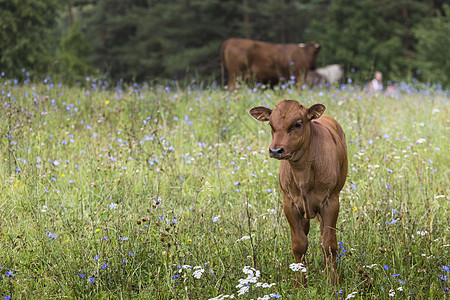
top-left (0, 0), bottom-right (448, 86)
top-left (56, 22), bottom-right (92, 83)
top-left (0, 0), bottom-right (60, 79)
top-left (414, 4), bottom-right (450, 88)
top-left (306, 0), bottom-right (434, 82)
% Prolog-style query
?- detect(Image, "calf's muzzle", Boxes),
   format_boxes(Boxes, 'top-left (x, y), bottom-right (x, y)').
top-left (269, 147), bottom-right (284, 158)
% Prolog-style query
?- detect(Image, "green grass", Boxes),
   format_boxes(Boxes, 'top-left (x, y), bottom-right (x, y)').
top-left (0, 79), bottom-right (449, 299)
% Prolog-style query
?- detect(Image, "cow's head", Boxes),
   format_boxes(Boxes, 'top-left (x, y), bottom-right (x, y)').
top-left (249, 100), bottom-right (325, 160)
top-left (299, 42), bottom-right (322, 70)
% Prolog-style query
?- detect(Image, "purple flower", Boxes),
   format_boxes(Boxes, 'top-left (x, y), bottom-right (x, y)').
top-left (90, 277), bottom-right (95, 283)
top-left (6, 270), bottom-right (14, 277)
top-left (77, 273), bottom-right (85, 278)
top-left (384, 264), bottom-right (389, 270)
top-left (129, 252), bottom-right (135, 257)
top-left (443, 265), bottom-right (450, 272)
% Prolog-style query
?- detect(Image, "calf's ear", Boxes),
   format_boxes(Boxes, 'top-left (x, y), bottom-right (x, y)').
top-left (307, 104), bottom-right (326, 120)
top-left (249, 106), bottom-right (272, 122)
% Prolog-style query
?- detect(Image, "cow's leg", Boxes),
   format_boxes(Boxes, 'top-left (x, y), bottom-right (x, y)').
top-left (319, 195), bottom-right (340, 284)
top-left (283, 199), bottom-right (310, 286)
top-left (227, 71), bottom-right (236, 91)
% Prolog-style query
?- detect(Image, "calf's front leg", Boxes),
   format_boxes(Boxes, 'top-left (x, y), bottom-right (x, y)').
top-left (283, 197), bottom-right (310, 286)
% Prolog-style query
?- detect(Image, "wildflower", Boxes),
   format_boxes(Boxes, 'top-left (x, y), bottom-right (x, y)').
top-left (397, 287), bottom-right (403, 291)
top-left (267, 188), bottom-right (272, 193)
top-left (5, 296), bottom-right (11, 300)
top-left (77, 273), bottom-right (85, 278)
top-left (236, 235), bottom-right (254, 242)
top-left (101, 262), bottom-right (109, 270)
top-left (5, 270), bottom-right (14, 277)
top-left (109, 203), bottom-right (117, 210)
top-left (389, 289), bottom-right (395, 297)
top-left (439, 275), bottom-right (448, 281)
top-left (89, 277), bottom-right (95, 283)
top-left (193, 267), bottom-right (205, 279)
top-left (384, 264), bottom-right (389, 270)
top-left (120, 237), bottom-right (128, 241)
top-left (46, 231), bottom-right (57, 239)
top-left (289, 263), bottom-right (307, 273)
top-left (53, 160), bottom-right (60, 166)
top-left (173, 275), bottom-right (179, 279)
top-left (270, 293), bottom-right (282, 299)
top-left (443, 265), bottom-right (450, 272)
top-left (129, 252), bottom-right (135, 257)
top-left (212, 216), bottom-right (220, 223)
top-left (345, 291), bottom-right (357, 299)
top-left (353, 206), bottom-right (357, 211)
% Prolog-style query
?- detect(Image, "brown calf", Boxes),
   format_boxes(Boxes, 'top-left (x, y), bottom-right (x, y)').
top-left (249, 100), bottom-right (348, 284)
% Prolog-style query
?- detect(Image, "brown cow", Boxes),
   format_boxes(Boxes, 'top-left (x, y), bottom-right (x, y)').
top-left (221, 38), bottom-right (321, 90)
top-left (249, 100), bottom-right (348, 285)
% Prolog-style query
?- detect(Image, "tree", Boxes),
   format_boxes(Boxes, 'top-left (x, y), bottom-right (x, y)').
top-left (56, 22), bottom-right (92, 83)
top-left (306, 0), bottom-right (433, 82)
top-left (0, 0), bottom-right (60, 79)
top-left (414, 4), bottom-right (450, 87)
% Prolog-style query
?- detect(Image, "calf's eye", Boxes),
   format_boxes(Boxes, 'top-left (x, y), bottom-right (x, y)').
top-left (294, 122), bottom-right (302, 129)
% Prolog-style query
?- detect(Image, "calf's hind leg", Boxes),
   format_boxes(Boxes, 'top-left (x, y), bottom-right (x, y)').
top-left (319, 195), bottom-right (340, 284)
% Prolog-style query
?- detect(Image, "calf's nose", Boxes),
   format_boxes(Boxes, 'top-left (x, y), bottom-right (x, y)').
top-left (269, 147), bottom-right (284, 158)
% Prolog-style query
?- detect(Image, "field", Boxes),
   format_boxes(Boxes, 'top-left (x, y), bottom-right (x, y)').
top-left (0, 78), bottom-right (448, 299)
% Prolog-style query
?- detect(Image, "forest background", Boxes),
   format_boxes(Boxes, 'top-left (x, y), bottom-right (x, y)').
top-left (1, 0), bottom-right (449, 87)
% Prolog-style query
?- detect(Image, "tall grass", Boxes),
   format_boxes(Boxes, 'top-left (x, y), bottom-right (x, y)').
top-left (0, 78), bottom-right (448, 299)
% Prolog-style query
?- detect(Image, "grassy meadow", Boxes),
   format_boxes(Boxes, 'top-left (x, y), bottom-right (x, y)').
top-left (0, 77), bottom-right (449, 299)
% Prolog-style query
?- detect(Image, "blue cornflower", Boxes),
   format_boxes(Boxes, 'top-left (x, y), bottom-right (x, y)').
top-left (384, 264), bottom-right (389, 270)
top-left (46, 231), bottom-right (57, 239)
top-left (267, 188), bottom-right (272, 193)
top-left (89, 277), bottom-right (95, 283)
top-left (120, 237), bottom-right (128, 241)
top-left (271, 293), bottom-right (282, 299)
top-left (391, 274), bottom-right (400, 277)
top-left (443, 265), bottom-right (450, 272)
top-left (440, 275), bottom-right (448, 281)
top-left (172, 218), bottom-right (177, 225)
top-left (129, 252), bottom-right (135, 257)
top-left (101, 263), bottom-right (109, 270)
top-left (77, 273), bottom-right (85, 278)
top-left (5, 296), bottom-right (11, 300)
top-left (173, 275), bottom-right (179, 279)
top-left (6, 270), bottom-right (14, 277)
top-left (94, 255), bottom-right (99, 261)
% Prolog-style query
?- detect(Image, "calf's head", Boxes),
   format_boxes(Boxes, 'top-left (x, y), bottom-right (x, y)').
top-left (249, 100), bottom-right (325, 160)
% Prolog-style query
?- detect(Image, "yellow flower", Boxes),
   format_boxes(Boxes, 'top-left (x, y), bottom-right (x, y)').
top-left (105, 100), bottom-right (110, 104)
top-left (353, 206), bottom-right (357, 211)
top-left (219, 228), bottom-right (223, 231)
top-left (95, 229), bottom-right (100, 232)
top-left (67, 238), bottom-right (70, 243)
top-left (62, 173), bottom-right (65, 177)
top-left (188, 239), bottom-right (192, 242)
